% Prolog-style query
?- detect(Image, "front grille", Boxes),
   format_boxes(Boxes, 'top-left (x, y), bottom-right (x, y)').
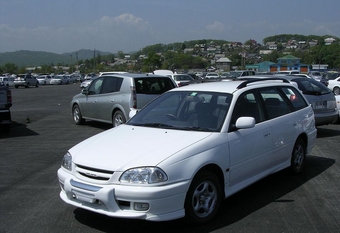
top-left (75, 164), bottom-right (114, 181)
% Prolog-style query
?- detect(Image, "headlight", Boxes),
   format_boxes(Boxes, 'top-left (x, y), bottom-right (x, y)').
top-left (61, 152), bottom-right (72, 171)
top-left (120, 167), bottom-right (168, 184)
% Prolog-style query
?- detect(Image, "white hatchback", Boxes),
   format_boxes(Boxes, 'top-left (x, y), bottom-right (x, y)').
top-left (58, 78), bottom-right (317, 224)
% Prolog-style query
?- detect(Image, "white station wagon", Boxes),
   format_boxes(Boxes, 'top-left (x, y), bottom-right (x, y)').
top-left (58, 78), bottom-right (317, 224)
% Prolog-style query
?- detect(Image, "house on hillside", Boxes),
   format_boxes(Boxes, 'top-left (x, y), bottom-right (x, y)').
top-left (246, 61), bottom-right (275, 72)
top-left (215, 57), bottom-right (232, 71)
top-left (269, 55), bottom-right (309, 73)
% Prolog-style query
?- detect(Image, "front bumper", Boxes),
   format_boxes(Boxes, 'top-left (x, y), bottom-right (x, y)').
top-left (57, 168), bottom-right (189, 221)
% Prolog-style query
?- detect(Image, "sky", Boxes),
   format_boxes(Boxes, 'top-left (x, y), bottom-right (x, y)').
top-left (0, 0), bottom-right (339, 54)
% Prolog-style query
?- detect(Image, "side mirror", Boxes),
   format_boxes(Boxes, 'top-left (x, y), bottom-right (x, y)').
top-left (235, 117), bottom-right (256, 129)
top-left (81, 89), bottom-right (88, 95)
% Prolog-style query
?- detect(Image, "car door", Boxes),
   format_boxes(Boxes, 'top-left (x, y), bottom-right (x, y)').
top-left (80, 77), bottom-right (104, 119)
top-left (228, 90), bottom-right (273, 188)
top-left (96, 76), bottom-right (124, 122)
top-left (259, 87), bottom-right (299, 168)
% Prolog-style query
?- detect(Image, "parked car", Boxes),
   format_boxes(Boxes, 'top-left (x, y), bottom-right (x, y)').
top-left (36, 75), bottom-right (52, 85)
top-left (205, 72), bottom-right (220, 79)
top-left (14, 74), bottom-right (39, 88)
top-left (0, 76), bottom-right (15, 87)
top-left (240, 75), bottom-right (338, 126)
top-left (291, 73), bottom-right (329, 86)
top-left (58, 78), bottom-right (317, 224)
top-left (71, 73), bottom-right (177, 127)
top-left (0, 86), bottom-right (12, 133)
top-left (80, 75), bottom-right (98, 88)
top-left (50, 75), bottom-right (69, 85)
top-left (171, 74), bottom-right (197, 87)
top-left (226, 70), bottom-right (256, 78)
top-left (276, 70), bottom-right (300, 75)
top-left (152, 70), bottom-right (198, 87)
top-left (326, 76), bottom-right (340, 95)
top-left (308, 71), bottom-right (323, 81)
top-left (335, 95), bottom-right (340, 123)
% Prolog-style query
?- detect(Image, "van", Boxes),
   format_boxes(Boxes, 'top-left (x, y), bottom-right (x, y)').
top-left (71, 73), bottom-right (177, 127)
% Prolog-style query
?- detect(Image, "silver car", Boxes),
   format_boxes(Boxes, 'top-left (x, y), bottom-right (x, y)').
top-left (71, 73), bottom-right (177, 127)
top-left (239, 75), bottom-right (338, 126)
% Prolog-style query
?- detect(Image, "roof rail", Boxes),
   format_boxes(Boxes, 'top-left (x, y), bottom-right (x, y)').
top-left (237, 77), bottom-right (290, 89)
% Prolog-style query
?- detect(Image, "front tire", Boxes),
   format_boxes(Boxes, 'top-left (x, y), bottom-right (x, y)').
top-left (333, 87), bottom-right (340, 95)
top-left (72, 104), bottom-right (85, 125)
top-left (112, 110), bottom-right (126, 127)
top-left (184, 171), bottom-right (222, 225)
top-left (290, 139), bottom-right (306, 174)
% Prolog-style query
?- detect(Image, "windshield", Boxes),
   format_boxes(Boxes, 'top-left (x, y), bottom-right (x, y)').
top-left (127, 91), bottom-right (232, 132)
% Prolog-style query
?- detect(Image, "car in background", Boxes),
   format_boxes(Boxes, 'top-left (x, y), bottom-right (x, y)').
top-left (152, 70), bottom-right (198, 87)
top-left (240, 75), bottom-right (338, 126)
top-left (0, 76), bottom-right (15, 87)
top-left (71, 73), bottom-right (177, 127)
top-left (308, 71), bottom-right (323, 81)
top-left (276, 70), bottom-right (300, 75)
top-left (14, 74), bottom-right (39, 88)
top-left (37, 75), bottom-right (52, 85)
top-left (226, 70), bottom-right (256, 78)
top-left (172, 74), bottom-right (197, 87)
top-left (335, 95), bottom-right (340, 123)
top-left (326, 75), bottom-right (340, 95)
top-left (220, 72), bottom-right (230, 79)
top-left (205, 72), bottom-right (220, 79)
top-left (291, 73), bottom-right (329, 86)
top-left (80, 75), bottom-right (98, 88)
top-left (0, 86), bottom-right (12, 133)
top-left (50, 75), bottom-right (69, 85)
top-left (58, 78), bottom-right (317, 224)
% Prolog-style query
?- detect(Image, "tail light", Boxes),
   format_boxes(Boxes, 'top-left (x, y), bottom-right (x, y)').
top-left (131, 86), bottom-right (137, 108)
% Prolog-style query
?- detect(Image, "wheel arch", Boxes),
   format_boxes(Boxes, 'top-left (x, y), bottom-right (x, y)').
top-left (191, 163), bottom-right (225, 195)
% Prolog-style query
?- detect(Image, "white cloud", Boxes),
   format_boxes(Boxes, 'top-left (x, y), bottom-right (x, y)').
top-left (205, 21), bottom-right (225, 32)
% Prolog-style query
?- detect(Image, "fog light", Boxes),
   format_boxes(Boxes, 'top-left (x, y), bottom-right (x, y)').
top-left (134, 202), bottom-right (149, 211)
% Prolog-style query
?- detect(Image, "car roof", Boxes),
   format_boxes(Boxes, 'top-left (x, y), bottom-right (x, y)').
top-left (105, 73), bottom-right (174, 79)
top-left (167, 78), bottom-right (292, 93)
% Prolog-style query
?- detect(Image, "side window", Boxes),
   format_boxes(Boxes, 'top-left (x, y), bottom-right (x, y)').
top-left (88, 78), bottom-right (104, 95)
top-left (101, 77), bottom-right (123, 94)
top-left (259, 88), bottom-right (291, 119)
top-left (232, 91), bottom-right (263, 124)
top-left (281, 87), bottom-right (308, 110)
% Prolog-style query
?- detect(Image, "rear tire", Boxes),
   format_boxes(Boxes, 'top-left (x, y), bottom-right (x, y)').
top-left (333, 87), bottom-right (340, 95)
top-left (290, 139), bottom-right (306, 174)
top-left (112, 110), bottom-right (126, 127)
top-left (184, 170), bottom-right (222, 225)
top-left (72, 104), bottom-right (85, 125)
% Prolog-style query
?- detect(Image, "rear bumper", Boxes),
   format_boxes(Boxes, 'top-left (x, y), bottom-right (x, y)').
top-left (0, 109), bottom-right (11, 124)
top-left (315, 110), bottom-right (338, 126)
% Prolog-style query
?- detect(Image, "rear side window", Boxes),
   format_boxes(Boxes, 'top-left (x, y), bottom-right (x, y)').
top-left (101, 77), bottom-right (123, 93)
top-left (135, 77), bottom-right (175, 94)
top-left (260, 88), bottom-right (292, 119)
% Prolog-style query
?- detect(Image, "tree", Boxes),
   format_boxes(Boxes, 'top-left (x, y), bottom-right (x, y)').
top-left (2, 63), bottom-right (18, 74)
top-left (117, 51), bottom-right (125, 59)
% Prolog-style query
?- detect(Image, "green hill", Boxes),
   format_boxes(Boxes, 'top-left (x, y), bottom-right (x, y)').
top-left (0, 49), bottom-right (112, 67)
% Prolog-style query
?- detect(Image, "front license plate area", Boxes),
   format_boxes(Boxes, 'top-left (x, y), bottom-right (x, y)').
top-left (72, 190), bottom-right (96, 203)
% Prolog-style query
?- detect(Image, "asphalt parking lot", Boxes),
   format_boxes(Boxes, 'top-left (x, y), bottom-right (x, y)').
top-left (1, 84), bottom-right (340, 233)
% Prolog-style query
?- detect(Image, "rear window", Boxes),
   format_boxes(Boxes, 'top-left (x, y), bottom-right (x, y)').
top-left (293, 78), bottom-right (331, 95)
top-left (135, 77), bottom-right (175, 94)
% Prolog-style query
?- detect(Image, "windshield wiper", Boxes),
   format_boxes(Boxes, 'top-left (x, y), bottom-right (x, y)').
top-left (134, 123), bottom-right (175, 129)
top-left (180, 126), bottom-right (215, 132)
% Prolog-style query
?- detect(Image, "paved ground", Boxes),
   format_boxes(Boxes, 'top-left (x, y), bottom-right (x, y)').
top-left (0, 84), bottom-right (339, 233)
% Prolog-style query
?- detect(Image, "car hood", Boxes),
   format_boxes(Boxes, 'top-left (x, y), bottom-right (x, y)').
top-left (70, 125), bottom-right (212, 171)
